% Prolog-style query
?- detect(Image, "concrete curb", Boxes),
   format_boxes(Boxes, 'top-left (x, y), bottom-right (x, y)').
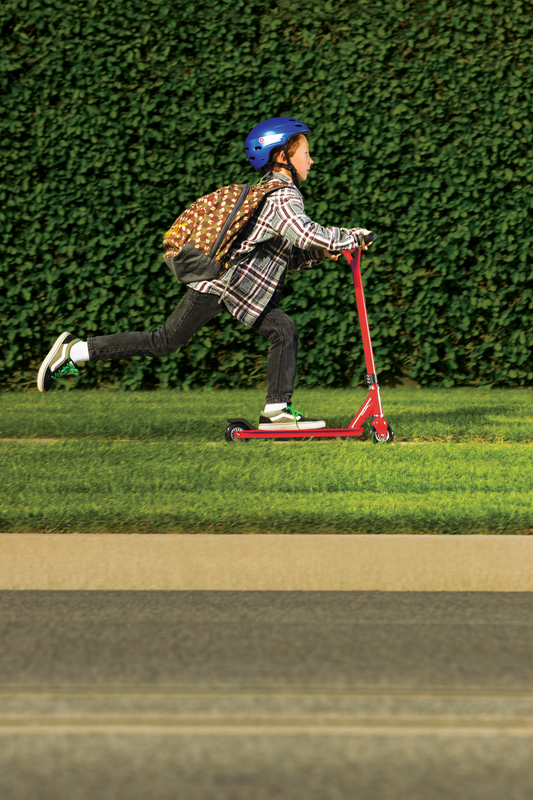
top-left (1, 534), bottom-right (532, 591)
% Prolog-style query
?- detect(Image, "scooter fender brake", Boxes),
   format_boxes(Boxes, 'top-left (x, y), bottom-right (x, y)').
top-left (371, 417), bottom-right (388, 437)
top-left (226, 418), bottom-right (256, 430)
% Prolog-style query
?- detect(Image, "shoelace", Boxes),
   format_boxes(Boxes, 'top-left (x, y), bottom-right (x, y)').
top-left (284, 404), bottom-right (301, 429)
top-left (51, 359), bottom-right (80, 380)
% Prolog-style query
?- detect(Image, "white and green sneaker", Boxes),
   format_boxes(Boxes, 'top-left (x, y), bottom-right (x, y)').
top-left (37, 332), bottom-right (81, 393)
top-left (258, 405), bottom-right (326, 431)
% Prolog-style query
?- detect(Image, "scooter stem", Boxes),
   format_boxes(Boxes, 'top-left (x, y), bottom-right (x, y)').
top-left (344, 248), bottom-right (377, 380)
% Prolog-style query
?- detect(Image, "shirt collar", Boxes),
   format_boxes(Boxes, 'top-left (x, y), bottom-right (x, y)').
top-left (264, 171), bottom-right (293, 185)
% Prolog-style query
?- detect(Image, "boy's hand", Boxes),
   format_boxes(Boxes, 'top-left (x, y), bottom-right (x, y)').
top-left (324, 230), bottom-right (375, 261)
top-left (357, 229), bottom-right (374, 250)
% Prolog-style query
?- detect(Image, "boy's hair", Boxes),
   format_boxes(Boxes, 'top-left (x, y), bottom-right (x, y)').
top-left (270, 133), bottom-right (307, 172)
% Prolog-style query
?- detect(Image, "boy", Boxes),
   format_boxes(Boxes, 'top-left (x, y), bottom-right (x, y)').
top-left (37, 116), bottom-right (373, 430)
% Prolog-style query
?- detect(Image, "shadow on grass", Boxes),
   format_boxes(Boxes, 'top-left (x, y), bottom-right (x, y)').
top-left (325, 404), bottom-right (529, 444)
top-left (129, 403), bottom-right (530, 442)
top-left (392, 404), bottom-right (514, 424)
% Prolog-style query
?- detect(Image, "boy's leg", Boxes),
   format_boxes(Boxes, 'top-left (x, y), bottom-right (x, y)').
top-left (253, 304), bottom-right (325, 429)
top-left (37, 289), bottom-right (221, 392)
top-left (88, 289), bottom-right (221, 361)
top-left (252, 305), bottom-right (298, 405)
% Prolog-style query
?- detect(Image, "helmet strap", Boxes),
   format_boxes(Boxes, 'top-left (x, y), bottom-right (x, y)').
top-left (265, 161), bottom-right (292, 172)
top-left (282, 144), bottom-right (300, 189)
top-left (263, 155), bottom-right (300, 189)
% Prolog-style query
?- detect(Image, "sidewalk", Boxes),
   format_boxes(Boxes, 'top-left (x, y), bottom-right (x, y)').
top-left (1, 533), bottom-right (532, 591)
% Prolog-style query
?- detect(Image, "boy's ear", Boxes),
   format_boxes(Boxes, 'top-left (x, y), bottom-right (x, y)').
top-left (272, 147), bottom-right (287, 165)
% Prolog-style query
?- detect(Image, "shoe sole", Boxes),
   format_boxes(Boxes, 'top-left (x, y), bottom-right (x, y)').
top-left (37, 332), bottom-right (75, 393)
top-left (258, 420), bottom-right (327, 431)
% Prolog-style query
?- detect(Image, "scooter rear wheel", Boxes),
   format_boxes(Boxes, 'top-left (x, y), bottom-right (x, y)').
top-left (225, 423), bottom-right (246, 442)
top-left (370, 424), bottom-right (394, 444)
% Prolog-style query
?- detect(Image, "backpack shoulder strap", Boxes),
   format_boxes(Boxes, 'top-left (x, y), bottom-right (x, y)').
top-left (208, 184), bottom-right (250, 260)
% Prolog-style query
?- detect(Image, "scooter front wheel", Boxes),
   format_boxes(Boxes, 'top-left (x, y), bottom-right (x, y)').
top-left (370, 424), bottom-right (394, 444)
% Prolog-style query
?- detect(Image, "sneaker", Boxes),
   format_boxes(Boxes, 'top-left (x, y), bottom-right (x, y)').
top-left (258, 405), bottom-right (326, 430)
top-left (37, 332), bottom-right (81, 393)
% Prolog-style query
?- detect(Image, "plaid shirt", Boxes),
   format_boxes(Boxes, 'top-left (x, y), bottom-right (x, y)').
top-left (189, 172), bottom-right (365, 328)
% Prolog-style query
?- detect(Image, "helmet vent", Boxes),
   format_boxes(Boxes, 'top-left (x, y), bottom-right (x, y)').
top-left (250, 156), bottom-right (255, 161)
top-left (254, 146), bottom-right (262, 150)
top-left (295, 124), bottom-right (303, 127)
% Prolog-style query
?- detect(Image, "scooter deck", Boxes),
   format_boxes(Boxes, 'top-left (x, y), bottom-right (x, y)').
top-left (226, 420), bottom-right (364, 440)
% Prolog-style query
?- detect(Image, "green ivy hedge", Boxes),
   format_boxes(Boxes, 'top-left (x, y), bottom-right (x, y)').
top-left (2, 0), bottom-right (533, 390)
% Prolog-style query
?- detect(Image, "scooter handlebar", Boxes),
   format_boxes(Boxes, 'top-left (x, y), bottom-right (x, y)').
top-left (331, 231), bottom-right (377, 256)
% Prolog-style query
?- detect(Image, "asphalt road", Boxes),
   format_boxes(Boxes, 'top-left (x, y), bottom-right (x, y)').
top-left (1, 590), bottom-right (532, 799)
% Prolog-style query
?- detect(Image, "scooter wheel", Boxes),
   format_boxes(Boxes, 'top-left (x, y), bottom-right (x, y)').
top-left (225, 423), bottom-right (246, 442)
top-left (370, 424), bottom-right (394, 444)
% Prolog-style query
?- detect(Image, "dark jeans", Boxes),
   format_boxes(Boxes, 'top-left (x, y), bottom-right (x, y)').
top-left (87, 288), bottom-right (299, 404)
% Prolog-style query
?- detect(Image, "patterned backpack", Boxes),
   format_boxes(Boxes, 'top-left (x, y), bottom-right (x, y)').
top-left (162, 181), bottom-right (287, 284)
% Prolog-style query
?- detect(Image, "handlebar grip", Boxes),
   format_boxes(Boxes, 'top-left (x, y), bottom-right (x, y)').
top-left (331, 232), bottom-right (377, 257)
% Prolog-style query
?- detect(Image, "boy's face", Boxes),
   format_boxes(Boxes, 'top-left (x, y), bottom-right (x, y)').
top-left (291, 137), bottom-right (314, 182)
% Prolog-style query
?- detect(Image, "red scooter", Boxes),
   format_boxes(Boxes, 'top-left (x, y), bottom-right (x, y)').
top-left (225, 234), bottom-right (394, 444)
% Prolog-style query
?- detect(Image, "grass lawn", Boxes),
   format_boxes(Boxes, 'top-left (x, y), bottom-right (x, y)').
top-left (2, 387), bottom-right (533, 534)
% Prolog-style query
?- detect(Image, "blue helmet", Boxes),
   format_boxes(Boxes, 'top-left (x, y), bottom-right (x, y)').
top-left (244, 116), bottom-right (311, 172)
